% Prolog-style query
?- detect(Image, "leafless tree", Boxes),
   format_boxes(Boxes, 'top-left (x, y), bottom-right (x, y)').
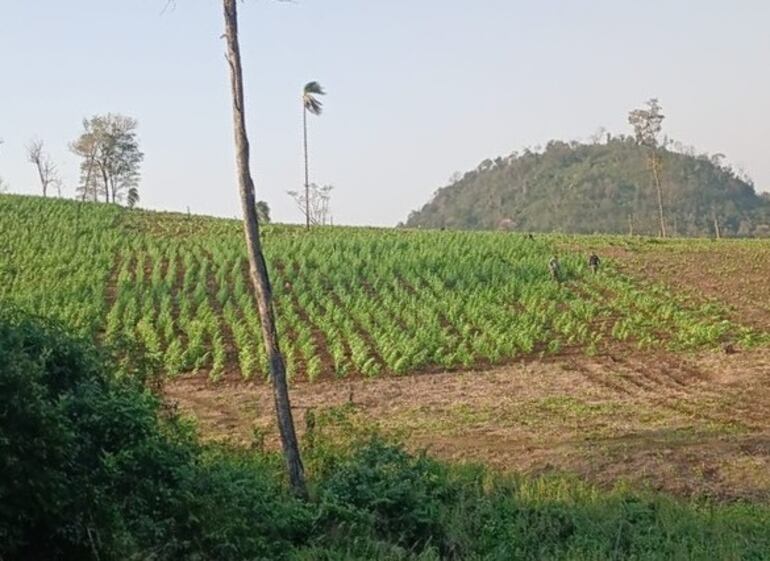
top-left (628, 98), bottom-right (667, 238)
top-left (26, 139), bottom-right (61, 198)
top-left (287, 183), bottom-right (333, 226)
top-left (222, 0), bottom-right (306, 497)
top-left (589, 126), bottom-right (607, 144)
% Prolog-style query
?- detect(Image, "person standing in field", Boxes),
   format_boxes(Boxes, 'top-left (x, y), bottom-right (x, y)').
top-left (588, 252), bottom-right (600, 274)
top-left (548, 255), bottom-right (561, 284)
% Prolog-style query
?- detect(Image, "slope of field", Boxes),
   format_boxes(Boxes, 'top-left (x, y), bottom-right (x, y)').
top-left (605, 238), bottom-right (770, 331)
top-left (5, 194), bottom-right (770, 498)
top-left (0, 195), bottom-right (122, 334)
top-left (1, 194), bottom-right (764, 383)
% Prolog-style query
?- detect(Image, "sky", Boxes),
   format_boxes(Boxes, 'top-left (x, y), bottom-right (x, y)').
top-left (1, 1), bottom-right (769, 226)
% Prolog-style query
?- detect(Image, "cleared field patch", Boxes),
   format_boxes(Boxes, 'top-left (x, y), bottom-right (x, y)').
top-left (166, 347), bottom-right (770, 499)
top-left (610, 239), bottom-right (770, 331)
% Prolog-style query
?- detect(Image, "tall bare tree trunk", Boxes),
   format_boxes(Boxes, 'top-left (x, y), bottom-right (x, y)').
top-left (712, 207), bottom-right (721, 239)
top-left (303, 106), bottom-right (310, 229)
top-left (650, 152), bottom-right (667, 238)
top-left (100, 166), bottom-right (110, 203)
top-left (35, 165), bottom-right (47, 198)
top-left (222, 0), bottom-right (306, 497)
top-left (85, 150), bottom-right (98, 202)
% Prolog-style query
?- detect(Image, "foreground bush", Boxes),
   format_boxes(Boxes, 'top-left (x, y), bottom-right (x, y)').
top-left (2, 307), bottom-right (770, 560)
top-left (0, 307), bottom-right (310, 560)
top-left (302, 440), bottom-right (770, 560)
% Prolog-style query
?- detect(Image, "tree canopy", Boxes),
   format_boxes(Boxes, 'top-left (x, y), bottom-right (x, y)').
top-left (71, 114), bottom-right (143, 205)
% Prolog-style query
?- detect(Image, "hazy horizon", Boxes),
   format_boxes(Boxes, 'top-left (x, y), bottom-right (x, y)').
top-left (2, 1), bottom-right (768, 226)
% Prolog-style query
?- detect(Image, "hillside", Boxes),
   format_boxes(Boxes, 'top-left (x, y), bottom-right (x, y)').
top-left (1, 194), bottom-right (765, 383)
top-left (405, 137), bottom-right (770, 236)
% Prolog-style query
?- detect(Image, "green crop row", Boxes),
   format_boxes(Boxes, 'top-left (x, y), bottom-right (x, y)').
top-left (1, 194), bottom-right (765, 382)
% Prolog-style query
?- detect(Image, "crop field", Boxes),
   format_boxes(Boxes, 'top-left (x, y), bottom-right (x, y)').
top-left (1, 194), bottom-right (765, 383)
top-left (4, 194), bottom-right (770, 498)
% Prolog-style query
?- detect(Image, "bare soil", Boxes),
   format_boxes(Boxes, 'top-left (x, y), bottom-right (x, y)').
top-left (166, 348), bottom-right (770, 500)
top-left (607, 241), bottom-right (770, 331)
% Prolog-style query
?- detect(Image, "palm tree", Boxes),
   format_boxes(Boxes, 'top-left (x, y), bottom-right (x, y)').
top-left (302, 81), bottom-right (325, 229)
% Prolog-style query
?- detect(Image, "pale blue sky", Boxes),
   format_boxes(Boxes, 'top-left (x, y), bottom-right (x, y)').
top-left (1, 1), bottom-right (768, 225)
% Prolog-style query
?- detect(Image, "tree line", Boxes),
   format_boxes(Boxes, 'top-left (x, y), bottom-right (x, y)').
top-left (0, 114), bottom-right (144, 208)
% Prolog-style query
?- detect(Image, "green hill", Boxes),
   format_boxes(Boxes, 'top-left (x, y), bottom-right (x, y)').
top-left (1, 194), bottom-right (764, 382)
top-left (404, 137), bottom-right (770, 236)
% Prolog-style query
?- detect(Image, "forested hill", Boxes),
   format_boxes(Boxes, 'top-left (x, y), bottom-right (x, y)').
top-left (404, 138), bottom-right (770, 237)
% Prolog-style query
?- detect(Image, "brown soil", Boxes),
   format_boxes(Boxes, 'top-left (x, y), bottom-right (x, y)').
top-left (165, 347), bottom-right (770, 500)
top-left (608, 241), bottom-right (770, 331)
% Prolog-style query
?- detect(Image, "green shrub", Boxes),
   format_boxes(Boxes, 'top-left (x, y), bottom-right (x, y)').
top-left (0, 306), bottom-right (311, 560)
top-left (316, 439), bottom-right (453, 550)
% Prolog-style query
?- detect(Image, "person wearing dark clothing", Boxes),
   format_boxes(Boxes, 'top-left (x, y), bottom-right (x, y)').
top-left (588, 253), bottom-right (600, 274)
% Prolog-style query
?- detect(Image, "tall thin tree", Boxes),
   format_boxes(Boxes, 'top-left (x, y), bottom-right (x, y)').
top-left (222, 0), bottom-right (306, 497)
top-left (628, 99), bottom-right (667, 238)
top-left (302, 81), bottom-right (325, 229)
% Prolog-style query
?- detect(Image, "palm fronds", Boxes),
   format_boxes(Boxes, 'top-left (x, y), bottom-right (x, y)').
top-left (303, 81), bottom-right (326, 115)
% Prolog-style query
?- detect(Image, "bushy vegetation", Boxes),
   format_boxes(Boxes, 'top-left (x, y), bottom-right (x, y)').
top-left (0, 306), bottom-right (310, 560)
top-left (3, 307), bottom-right (770, 560)
top-left (2, 195), bottom-right (763, 382)
top-left (405, 137), bottom-right (770, 236)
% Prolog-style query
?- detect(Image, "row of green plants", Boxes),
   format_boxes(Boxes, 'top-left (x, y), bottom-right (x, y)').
top-left (0, 195), bottom-right (121, 336)
top-left (1, 195), bottom-right (763, 382)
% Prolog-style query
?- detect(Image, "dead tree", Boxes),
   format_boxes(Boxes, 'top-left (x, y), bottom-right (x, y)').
top-left (629, 99), bottom-right (667, 238)
top-left (222, 0), bottom-right (306, 497)
top-left (26, 140), bottom-right (61, 197)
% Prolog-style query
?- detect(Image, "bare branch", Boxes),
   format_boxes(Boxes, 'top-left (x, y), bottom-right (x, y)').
top-left (26, 139), bottom-right (59, 198)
